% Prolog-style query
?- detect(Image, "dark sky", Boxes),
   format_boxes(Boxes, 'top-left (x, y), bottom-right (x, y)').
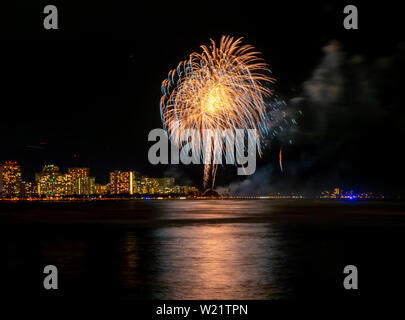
top-left (1, 1), bottom-right (404, 194)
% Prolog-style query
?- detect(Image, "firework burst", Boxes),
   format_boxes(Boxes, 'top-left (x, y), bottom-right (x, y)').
top-left (160, 35), bottom-right (273, 189)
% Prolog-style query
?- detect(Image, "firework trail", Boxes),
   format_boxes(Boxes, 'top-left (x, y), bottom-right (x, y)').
top-left (279, 148), bottom-right (283, 173)
top-left (160, 35), bottom-right (273, 189)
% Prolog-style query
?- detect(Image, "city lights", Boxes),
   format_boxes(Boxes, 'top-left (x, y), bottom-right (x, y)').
top-left (0, 161), bottom-right (23, 198)
top-left (320, 188), bottom-right (384, 200)
top-left (0, 161), bottom-right (385, 201)
top-left (0, 161), bottom-right (198, 200)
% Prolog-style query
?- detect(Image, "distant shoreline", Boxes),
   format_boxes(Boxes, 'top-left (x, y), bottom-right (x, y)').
top-left (0, 197), bottom-right (397, 202)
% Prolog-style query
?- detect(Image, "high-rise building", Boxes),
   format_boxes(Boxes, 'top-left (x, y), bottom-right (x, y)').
top-left (68, 168), bottom-right (90, 195)
top-left (68, 168), bottom-right (89, 180)
top-left (134, 177), bottom-right (160, 194)
top-left (109, 170), bottom-right (139, 194)
top-left (37, 165), bottom-right (59, 197)
top-left (22, 181), bottom-right (37, 198)
top-left (109, 170), bottom-right (120, 194)
top-left (95, 184), bottom-right (108, 195)
top-left (117, 171), bottom-right (131, 194)
top-left (0, 161), bottom-right (23, 197)
top-left (37, 165), bottom-right (73, 198)
top-left (75, 177), bottom-right (95, 195)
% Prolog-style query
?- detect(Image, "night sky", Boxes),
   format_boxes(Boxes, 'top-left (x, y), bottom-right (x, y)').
top-left (2, 1), bottom-right (404, 195)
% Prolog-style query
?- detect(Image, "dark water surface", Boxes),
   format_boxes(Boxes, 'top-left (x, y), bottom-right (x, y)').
top-left (1, 200), bottom-right (405, 300)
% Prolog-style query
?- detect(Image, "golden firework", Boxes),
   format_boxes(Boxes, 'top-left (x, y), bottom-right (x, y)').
top-left (160, 35), bottom-right (273, 189)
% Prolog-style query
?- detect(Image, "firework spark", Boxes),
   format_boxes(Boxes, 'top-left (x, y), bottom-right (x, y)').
top-left (160, 36), bottom-right (273, 189)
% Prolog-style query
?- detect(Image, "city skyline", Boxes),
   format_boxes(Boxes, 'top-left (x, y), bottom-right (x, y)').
top-left (0, 160), bottom-right (390, 200)
top-left (0, 160), bottom-right (198, 199)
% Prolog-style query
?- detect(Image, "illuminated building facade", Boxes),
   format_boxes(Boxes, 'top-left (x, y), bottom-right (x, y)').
top-left (75, 177), bottom-right (95, 195)
top-left (1, 161), bottom-right (199, 199)
top-left (68, 168), bottom-right (89, 181)
top-left (36, 165), bottom-right (74, 198)
top-left (133, 177), bottom-right (159, 194)
top-left (95, 184), bottom-right (108, 195)
top-left (34, 165), bottom-right (96, 198)
top-left (107, 175), bottom-right (182, 195)
top-left (37, 165), bottom-right (59, 197)
top-left (131, 177), bottom-right (197, 195)
top-left (22, 181), bottom-right (37, 198)
top-left (117, 171), bottom-right (132, 194)
top-left (68, 168), bottom-right (90, 195)
top-left (109, 170), bottom-right (120, 194)
top-left (109, 170), bottom-right (139, 194)
top-left (0, 161), bottom-right (23, 197)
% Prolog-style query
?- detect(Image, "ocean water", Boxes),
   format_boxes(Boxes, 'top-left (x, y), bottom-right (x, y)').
top-left (1, 199), bottom-right (405, 300)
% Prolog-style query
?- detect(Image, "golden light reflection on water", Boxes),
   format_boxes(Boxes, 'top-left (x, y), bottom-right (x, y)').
top-left (34, 201), bottom-right (289, 298)
top-left (152, 223), bottom-right (284, 299)
top-left (154, 200), bottom-right (271, 220)
top-left (118, 234), bottom-right (139, 289)
top-left (9, 200), bottom-right (401, 299)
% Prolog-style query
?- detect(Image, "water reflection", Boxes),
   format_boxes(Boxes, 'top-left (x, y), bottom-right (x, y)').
top-left (152, 223), bottom-right (284, 299)
top-left (2, 200), bottom-right (405, 299)
top-left (152, 200), bottom-right (271, 221)
top-left (118, 233), bottom-right (139, 288)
